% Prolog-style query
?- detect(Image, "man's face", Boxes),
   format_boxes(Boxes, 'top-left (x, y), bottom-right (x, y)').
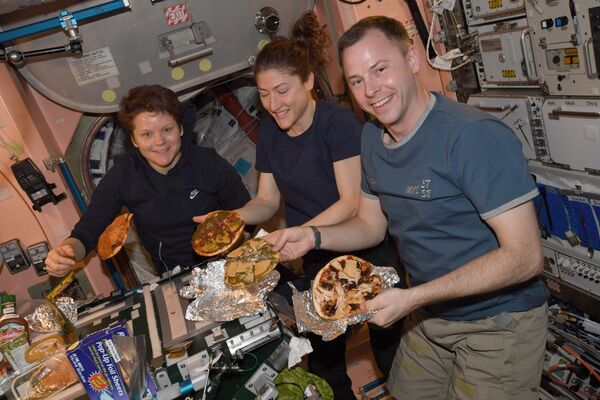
top-left (342, 29), bottom-right (420, 134)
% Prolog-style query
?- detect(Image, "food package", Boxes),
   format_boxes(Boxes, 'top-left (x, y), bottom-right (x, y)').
top-left (0, 352), bottom-right (12, 391)
top-left (66, 322), bottom-right (157, 400)
top-left (26, 296), bottom-right (77, 334)
top-left (25, 302), bottom-right (61, 333)
top-left (0, 317), bottom-right (30, 372)
top-left (23, 351), bottom-right (78, 400)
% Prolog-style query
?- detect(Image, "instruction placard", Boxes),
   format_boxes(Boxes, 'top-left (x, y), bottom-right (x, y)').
top-left (68, 47), bottom-right (120, 87)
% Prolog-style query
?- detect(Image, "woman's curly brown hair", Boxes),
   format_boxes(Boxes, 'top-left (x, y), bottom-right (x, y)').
top-left (254, 11), bottom-right (331, 82)
top-left (291, 11), bottom-right (331, 69)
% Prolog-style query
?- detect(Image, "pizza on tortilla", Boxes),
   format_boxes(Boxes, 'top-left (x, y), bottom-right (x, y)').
top-left (312, 255), bottom-right (383, 320)
top-left (224, 238), bottom-right (279, 288)
top-left (192, 210), bottom-right (245, 256)
top-left (97, 213), bottom-right (133, 260)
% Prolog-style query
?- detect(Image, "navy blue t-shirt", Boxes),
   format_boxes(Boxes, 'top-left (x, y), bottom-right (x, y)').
top-left (256, 101), bottom-right (361, 226)
top-left (361, 93), bottom-right (548, 320)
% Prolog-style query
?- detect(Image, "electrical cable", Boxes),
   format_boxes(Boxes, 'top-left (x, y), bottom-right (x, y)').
top-left (547, 363), bottom-right (578, 390)
top-left (499, 104), bottom-right (520, 121)
top-left (548, 361), bottom-right (600, 399)
top-left (562, 344), bottom-right (600, 382)
top-left (426, 0), bottom-right (471, 71)
top-left (516, 125), bottom-right (535, 154)
top-left (449, 9), bottom-right (460, 28)
top-left (158, 241), bottom-right (172, 274)
top-left (201, 354), bottom-right (211, 400)
top-left (236, 352), bottom-right (259, 372)
top-left (404, 0), bottom-right (437, 60)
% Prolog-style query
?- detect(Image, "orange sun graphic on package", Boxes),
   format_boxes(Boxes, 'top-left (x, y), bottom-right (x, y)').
top-left (88, 372), bottom-right (109, 391)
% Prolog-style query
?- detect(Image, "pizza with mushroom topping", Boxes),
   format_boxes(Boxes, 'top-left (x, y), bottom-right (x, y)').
top-left (312, 255), bottom-right (383, 320)
top-left (192, 210), bottom-right (245, 256)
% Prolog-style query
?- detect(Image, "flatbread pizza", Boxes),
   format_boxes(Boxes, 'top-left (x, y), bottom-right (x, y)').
top-left (192, 210), bottom-right (245, 256)
top-left (312, 255), bottom-right (383, 320)
top-left (97, 213), bottom-right (133, 260)
top-left (224, 238), bottom-right (279, 288)
top-left (25, 335), bottom-right (65, 363)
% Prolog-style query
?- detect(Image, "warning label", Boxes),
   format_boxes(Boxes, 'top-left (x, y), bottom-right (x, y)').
top-left (164, 4), bottom-right (190, 27)
top-left (67, 47), bottom-right (120, 86)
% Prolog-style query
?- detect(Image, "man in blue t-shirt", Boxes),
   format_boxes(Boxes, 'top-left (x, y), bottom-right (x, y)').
top-left (267, 16), bottom-right (548, 400)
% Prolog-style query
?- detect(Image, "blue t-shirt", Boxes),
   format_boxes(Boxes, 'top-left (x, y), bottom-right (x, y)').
top-left (361, 93), bottom-right (548, 320)
top-left (256, 101), bottom-right (361, 227)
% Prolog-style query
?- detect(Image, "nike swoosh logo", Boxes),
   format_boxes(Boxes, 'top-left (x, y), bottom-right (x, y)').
top-left (190, 189), bottom-right (199, 199)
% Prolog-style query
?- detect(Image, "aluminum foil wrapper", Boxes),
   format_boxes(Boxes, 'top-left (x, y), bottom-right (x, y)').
top-left (179, 268), bottom-right (203, 299)
top-left (54, 297), bottom-right (77, 324)
top-left (25, 303), bottom-right (61, 333)
top-left (293, 266), bottom-right (400, 341)
top-left (184, 259), bottom-right (280, 322)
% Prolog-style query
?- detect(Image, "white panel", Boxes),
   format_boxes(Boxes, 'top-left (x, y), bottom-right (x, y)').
top-left (0, 1), bottom-right (313, 113)
top-left (467, 91), bottom-right (549, 161)
top-left (542, 98), bottom-right (600, 172)
top-left (462, 0), bottom-right (526, 25)
top-left (469, 18), bottom-right (538, 87)
top-left (526, 0), bottom-right (600, 96)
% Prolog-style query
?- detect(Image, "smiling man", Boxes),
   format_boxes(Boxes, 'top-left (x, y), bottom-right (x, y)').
top-left (267, 16), bottom-right (549, 400)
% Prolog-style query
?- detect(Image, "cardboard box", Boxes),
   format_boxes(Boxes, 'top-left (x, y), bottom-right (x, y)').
top-left (66, 322), bottom-right (156, 399)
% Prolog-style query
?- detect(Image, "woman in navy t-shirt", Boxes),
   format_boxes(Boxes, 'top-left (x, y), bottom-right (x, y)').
top-left (221, 11), bottom-right (402, 399)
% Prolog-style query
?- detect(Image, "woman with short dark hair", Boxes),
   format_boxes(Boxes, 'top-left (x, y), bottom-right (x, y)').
top-left (46, 85), bottom-right (250, 277)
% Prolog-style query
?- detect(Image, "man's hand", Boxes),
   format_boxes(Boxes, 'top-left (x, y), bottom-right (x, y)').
top-left (265, 226), bottom-right (315, 262)
top-left (45, 245), bottom-right (77, 277)
top-left (362, 288), bottom-right (416, 328)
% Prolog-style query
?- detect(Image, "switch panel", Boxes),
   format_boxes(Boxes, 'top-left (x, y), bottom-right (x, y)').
top-left (11, 158), bottom-right (67, 212)
top-left (469, 18), bottom-right (538, 88)
top-left (462, 0), bottom-right (526, 26)
top-left (467, 92), bottom-right (551, 162)
top-left (542, 246), bottom-right (559, 277)
top-left (554, 250), bottom-right (600, 296)
top-left (26, 242), bottom-right (50, 276)
top-left (526, 0), bottom-right (600, 96)
top-left (590, 6), bottom-right (600, 74)
top-left (0, 239), bottom-right (30, 274)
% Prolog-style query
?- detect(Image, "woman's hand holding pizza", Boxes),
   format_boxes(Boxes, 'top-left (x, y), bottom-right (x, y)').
top-left (192, 213), bottom-right (210, 224)
top-left (265, 226), bottom-right (315, 262)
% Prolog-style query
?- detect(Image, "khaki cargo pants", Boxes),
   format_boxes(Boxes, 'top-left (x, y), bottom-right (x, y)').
top-left (387, 303), bottom-right (548, 400)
